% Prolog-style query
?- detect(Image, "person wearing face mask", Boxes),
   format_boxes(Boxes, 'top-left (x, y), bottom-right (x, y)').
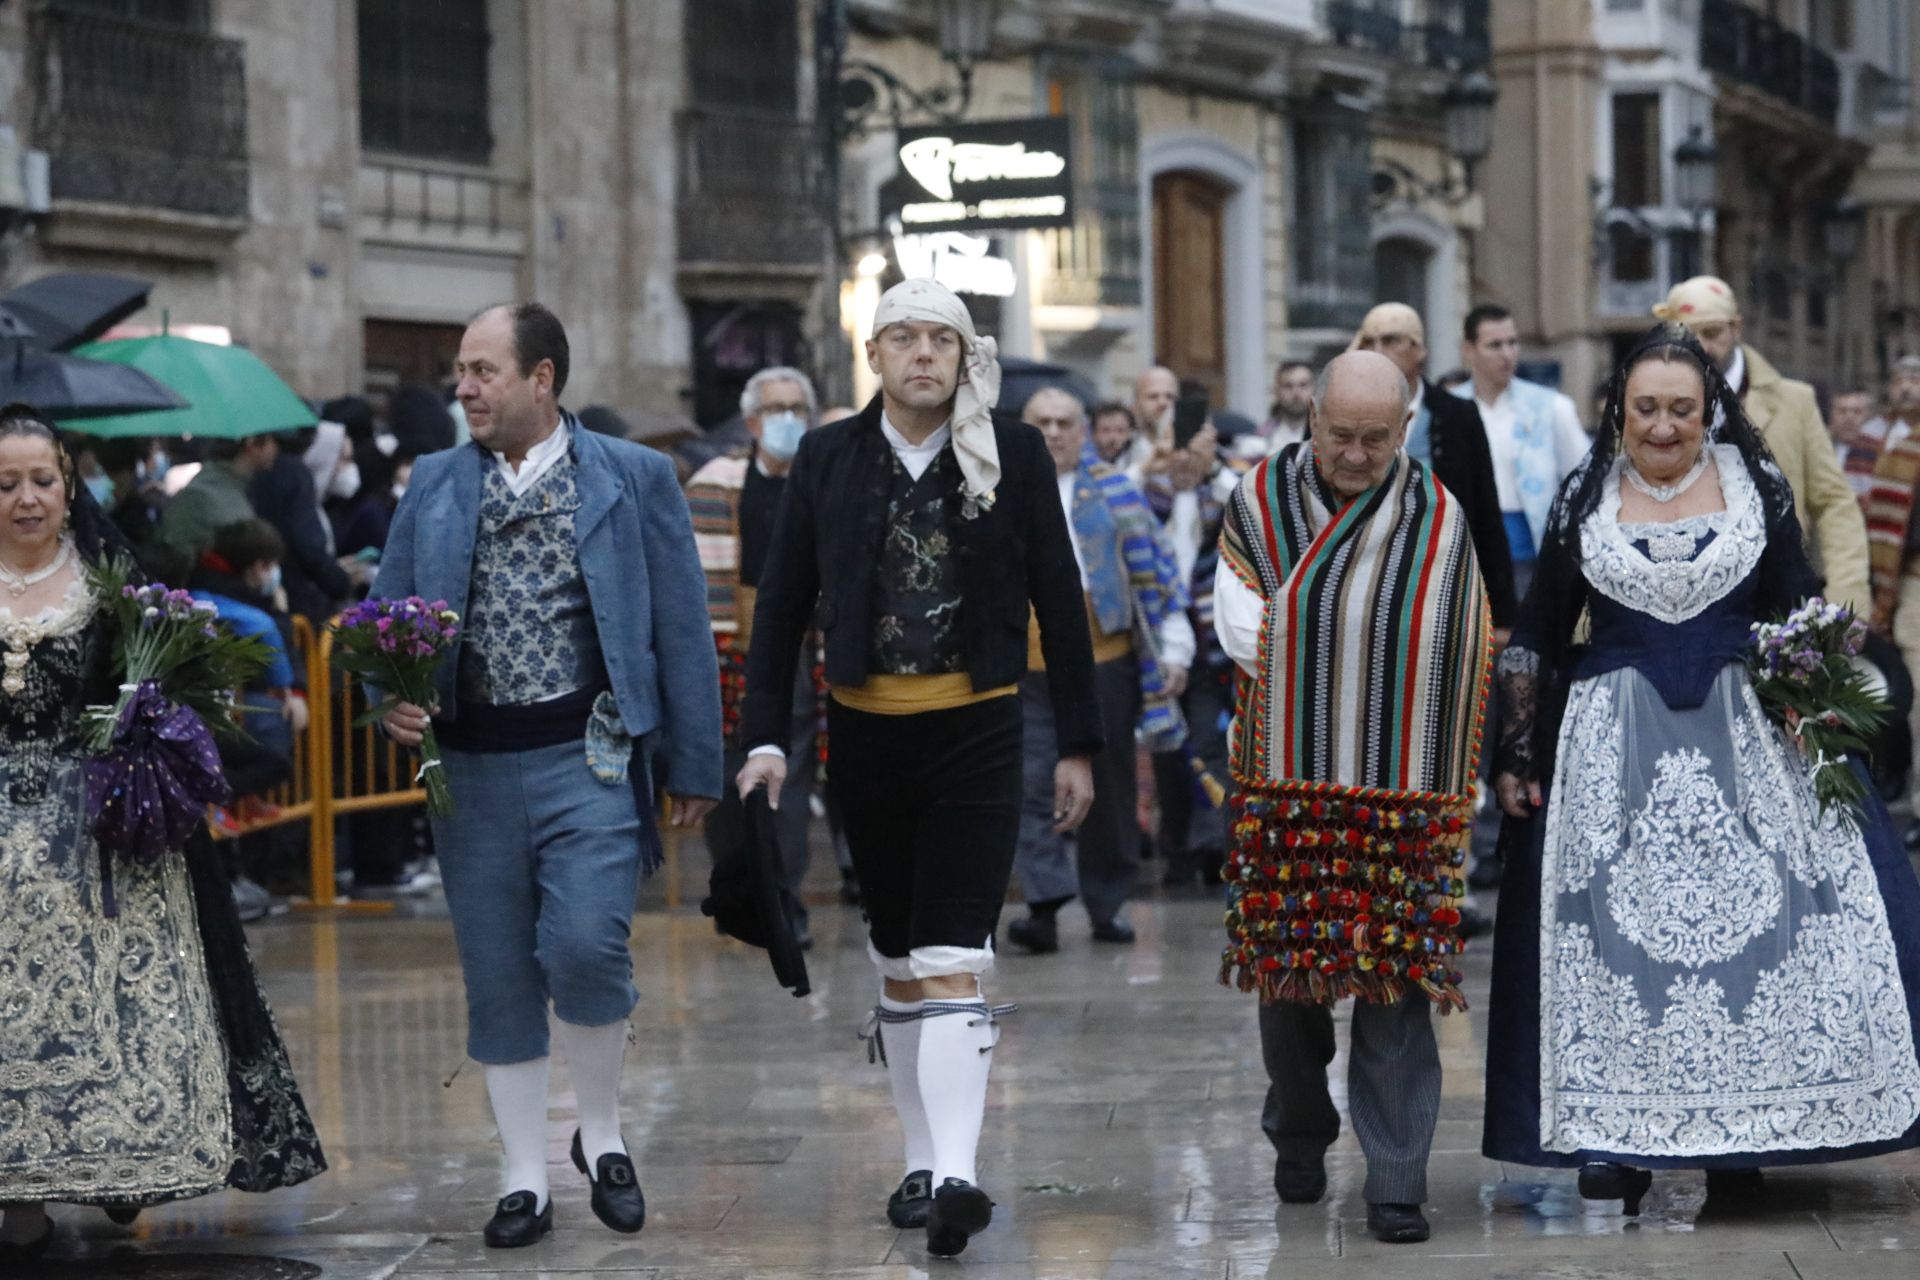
top-left (245, 426), bottom-right (354, 624)
top-left (687, 365), bottom-right (827, 948)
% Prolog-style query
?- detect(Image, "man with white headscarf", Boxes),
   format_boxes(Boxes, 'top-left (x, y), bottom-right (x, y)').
top-left (738, 279), bottom-right (1101, 1258)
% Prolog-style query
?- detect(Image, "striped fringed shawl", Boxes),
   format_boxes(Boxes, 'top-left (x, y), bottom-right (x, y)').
top-left (1217, 445), bottom-right (1491, 1010)
top-left (1865, 436), bottom-right (1920, 621)
top-left (1083, 449), bottom-right (1190, 752)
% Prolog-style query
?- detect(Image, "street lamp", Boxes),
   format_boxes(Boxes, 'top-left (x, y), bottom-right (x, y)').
top-left (1371, 69), bottom-right (1500, 208)
top-left (837, 0), bottom-right (1000, 136)
top-left (1443, 70), bottom-right (1499, 189)
top-left (1672, 124), bottom-right (1719, 221)
top-left (1824, 197), bottom-right (1865, 264)
top-left (938, 0), bottom-right (999, 73)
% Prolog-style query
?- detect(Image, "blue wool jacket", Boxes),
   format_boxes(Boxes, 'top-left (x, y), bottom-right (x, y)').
top-left (372, 418), bottom-right (724, 800)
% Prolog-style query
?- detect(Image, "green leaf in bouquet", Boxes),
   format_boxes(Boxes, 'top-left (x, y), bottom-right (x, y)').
top-left (352, 695), bottom-right (404, 729)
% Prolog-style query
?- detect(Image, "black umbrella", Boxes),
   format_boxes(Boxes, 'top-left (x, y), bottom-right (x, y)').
top-left (700, 790), bottom-right (811, 997)
top-left (996, 356), bottom-right (1102, 417)
top-left (0, 339), bottom-right (188, 420)
top-left (1, 272), bottom-right (154, 352)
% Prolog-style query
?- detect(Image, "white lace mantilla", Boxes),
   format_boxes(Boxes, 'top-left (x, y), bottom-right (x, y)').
top-left (1579, 445), bottom-right (1764, 625)
top-left (1538, 670), bottom-right (1920, 1157)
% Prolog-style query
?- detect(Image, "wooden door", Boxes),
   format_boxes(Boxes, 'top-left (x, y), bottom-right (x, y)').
top-left (1153, 171), bottom-right (1230, 408)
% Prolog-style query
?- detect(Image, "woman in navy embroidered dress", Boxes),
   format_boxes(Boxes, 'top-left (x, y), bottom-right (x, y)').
top-left (1482, 326), bottom-right (1920, 1214)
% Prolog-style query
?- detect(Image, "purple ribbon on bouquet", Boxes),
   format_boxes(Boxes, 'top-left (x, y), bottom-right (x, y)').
top-left (82, 680), bottom-right (232, 916)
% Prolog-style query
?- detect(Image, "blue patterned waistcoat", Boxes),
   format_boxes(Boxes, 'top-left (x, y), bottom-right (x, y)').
top-left (456, 451), bottom-right (607, 706)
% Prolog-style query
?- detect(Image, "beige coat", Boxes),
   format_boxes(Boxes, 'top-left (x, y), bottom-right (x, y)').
top-left (1741, 345), bottom-right (1870, 611)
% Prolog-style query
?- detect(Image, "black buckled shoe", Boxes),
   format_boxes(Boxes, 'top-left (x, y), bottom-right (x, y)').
top-left (1578, 1160), bottom-right (1653, 1216)
top-left (1273, 1155), bottom-right (1327, 1204)
top-left (1365, 1202), bottom-right (1430, 1244)
top-left (925, 1178), bottom-right (994, 1257)
top-left (887, 1169), bottom-right (933, 1228)
top-left (482, 1190), bottom-right (552, 1248)
top-left (571, 1128), bottom-right (646, 1234)
top-left (1006, 914), bottom-right (1059, 954)
top-left (0, 1217), bottom-right (53, 1265)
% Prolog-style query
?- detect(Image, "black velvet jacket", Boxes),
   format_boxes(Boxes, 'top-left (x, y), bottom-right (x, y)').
top-left (1425, 380), bottom-right (1518, 628)
top-left (741, 396), bottom-right (1104, 757)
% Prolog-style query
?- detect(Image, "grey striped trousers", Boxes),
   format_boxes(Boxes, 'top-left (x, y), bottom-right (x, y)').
top-left (1259, 994), bottom-right (1440, 1205)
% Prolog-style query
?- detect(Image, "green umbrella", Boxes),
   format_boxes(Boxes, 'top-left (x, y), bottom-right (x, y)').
top-left (63, 329), bottom-right (317, 439)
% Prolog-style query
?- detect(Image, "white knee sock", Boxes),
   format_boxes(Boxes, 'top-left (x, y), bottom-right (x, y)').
top-left (0, 1202), bottom-right (48, 1245)
top-left (880, 994), bottom-right (935, 1176)
top-left (556, 1017), bottom-right (630, 1177)
top-left (484, 1058), bottom-right (552, 1209)
top-left (915, 994), bottom-right (997, 1187)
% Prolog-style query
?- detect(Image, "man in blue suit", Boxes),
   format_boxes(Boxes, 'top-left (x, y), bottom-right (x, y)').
top-left (376, 302), bottom-right (721, 1250)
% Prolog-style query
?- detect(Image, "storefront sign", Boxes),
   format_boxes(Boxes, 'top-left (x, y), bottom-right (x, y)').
top-left (879, 117), bottom-right (1075, 233)
top-left (892, 231), bottom-right (1017, 298)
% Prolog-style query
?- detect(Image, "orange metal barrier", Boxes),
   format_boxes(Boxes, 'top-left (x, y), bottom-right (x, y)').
top-left (206, 613), bottom-right (320, 843)
top-left (216, 615), bottom-right (692, 913)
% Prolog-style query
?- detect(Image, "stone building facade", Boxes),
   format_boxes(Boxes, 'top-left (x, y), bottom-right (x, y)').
top-left (838, 0), bottom-right (1492, 419)
top-left (1483, 0), bottom-right (1914, 408)
top-left (0, 0), bottom-right (818, 424)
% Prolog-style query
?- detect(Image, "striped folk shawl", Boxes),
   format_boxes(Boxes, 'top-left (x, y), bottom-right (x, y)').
top-left (1080, 448), bottom-right (1190, 752)
top-left (1218, 445), bottom-right (1490, 1009)
top-left (1221, 446), bottom-right (1489, 795)
top-left (1866, 434), bottom-right (1920, 620)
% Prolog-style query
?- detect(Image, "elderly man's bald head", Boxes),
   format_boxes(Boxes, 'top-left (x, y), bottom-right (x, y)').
top-left (1311, 350), bottom-right (1414, 500)
top-left (1132, 365), bottom-right (1179, 433)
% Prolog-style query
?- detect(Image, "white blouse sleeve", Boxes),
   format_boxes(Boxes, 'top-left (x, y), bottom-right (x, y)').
top-left (1213, 556), bottom-right (1265, 677)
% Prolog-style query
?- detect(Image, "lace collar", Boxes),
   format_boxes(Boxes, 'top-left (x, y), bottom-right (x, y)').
top-left (0, 573), bottom-right (94, 644)
top-left (1580, 444), bottom-right (1764, 625)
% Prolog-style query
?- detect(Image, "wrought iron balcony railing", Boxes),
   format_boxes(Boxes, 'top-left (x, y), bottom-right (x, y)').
top-left (1326, 1), bottom-right (1404, 59)
top-left (1700, 0), bottom-right (1840, 127)
top-left (1417, 0), bottom-right (1490, 71)
top-left (30, 7), bottom-right (249, 219)
top-left (676, 109), bottom-right (823, 267)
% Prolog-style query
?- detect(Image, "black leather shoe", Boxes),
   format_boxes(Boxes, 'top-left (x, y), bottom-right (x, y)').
top-left (1365, 1202), bottom-right (1430, 1243)
top-left (1579, 1161), bottom-right (1653, 1216)
top-left (0, 1217), bottom-right (53, 1265)
top-left (1090, 916), bottom-right (1137, 944)
top-left (571, 1129), bottom-right (646, 1233)
top-left (1007, 914), bottom-right (1059, 954)
top-left (103, 1205), bottom-right (141, 1225)
top-left (925, 1178), bottom-right (994, 1257)
top-left (887, 1169), bottom-right (933, 1228)
top-left (483, 1190), bottom-right (552, 1248)
top-left (1273, 1155), bottom-right (1327, 1204)
top-left (1704, 1167), bottom-right (1765, 1204)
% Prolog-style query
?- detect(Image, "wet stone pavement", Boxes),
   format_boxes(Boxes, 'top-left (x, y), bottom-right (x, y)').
top-left (34, 854), bottom-right (1920, 1280)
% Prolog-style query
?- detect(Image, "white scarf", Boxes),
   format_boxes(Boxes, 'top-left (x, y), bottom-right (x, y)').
top-left (871, 279), bottom-right (1001, 508)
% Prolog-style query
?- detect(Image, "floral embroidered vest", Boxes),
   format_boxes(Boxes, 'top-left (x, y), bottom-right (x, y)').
top-left (868, 447), bottom-right (967, 676)
top-left (457, 453), bottom-right (607, 705)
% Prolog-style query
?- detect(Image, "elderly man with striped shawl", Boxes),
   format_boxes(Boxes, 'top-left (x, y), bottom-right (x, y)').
top-left (1213, 349), bottom-right (1492, 1246)
top-left (1005, 386), bottom-right (1195, 954)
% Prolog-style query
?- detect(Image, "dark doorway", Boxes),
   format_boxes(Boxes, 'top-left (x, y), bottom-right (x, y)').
top-left (364, 319), bottom-right (464, 402)
top-left (689, 301), bottom-right (810, 428)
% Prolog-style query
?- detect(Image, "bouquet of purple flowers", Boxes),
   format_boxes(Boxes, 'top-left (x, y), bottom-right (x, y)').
top-left (1748, 597), bottom-right (1889, 816)
top-left (82, 558), bottom-right (273, 907)
top-left (330, 596), bottom-right (460, 817)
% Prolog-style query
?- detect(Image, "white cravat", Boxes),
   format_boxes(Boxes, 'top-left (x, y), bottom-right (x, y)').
top-left (881, 414), bottom-right (952, 480)
top-left (494, 419), bottom-right (569, 496)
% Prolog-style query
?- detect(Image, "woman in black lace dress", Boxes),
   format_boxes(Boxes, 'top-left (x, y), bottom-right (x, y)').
top-left (0, 405), bottom-right (325, 1265)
